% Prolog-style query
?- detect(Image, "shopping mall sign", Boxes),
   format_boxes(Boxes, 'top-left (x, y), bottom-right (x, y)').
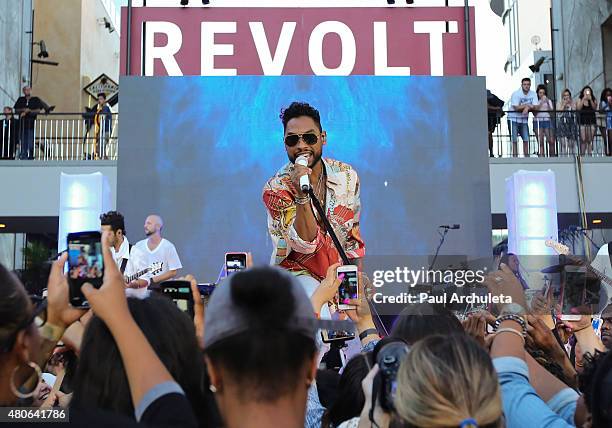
top-left (121, 7), bottom-right (476, 76)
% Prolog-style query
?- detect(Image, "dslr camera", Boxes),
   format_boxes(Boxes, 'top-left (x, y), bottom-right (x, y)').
top-left (372, 338), bottom-right (410, 412)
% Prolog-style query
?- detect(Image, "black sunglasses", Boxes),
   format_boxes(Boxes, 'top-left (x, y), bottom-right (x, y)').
top-left (284, 133), bottom-right (319, 147)
top-left (0, 296), bottom-right (47, 353)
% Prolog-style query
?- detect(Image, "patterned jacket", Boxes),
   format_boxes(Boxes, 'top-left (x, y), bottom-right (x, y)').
top-left (263, 157), bottom-right (365, 280)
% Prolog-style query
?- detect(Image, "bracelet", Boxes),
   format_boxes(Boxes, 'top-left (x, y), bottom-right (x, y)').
top-left (494, 314), bottom-right (527, 336)
top-left (359, 328), bottom-right (379, 341)
top-left (38, 322), bottom-right (65, 342)
top-left (495, 328), bottom-right (526, 344)
top-left (295, 195), bottom-right (310, 205)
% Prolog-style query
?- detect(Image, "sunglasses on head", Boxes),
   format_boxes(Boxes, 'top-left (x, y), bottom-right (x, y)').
top-left (284, 133), bottom-right (319, 147)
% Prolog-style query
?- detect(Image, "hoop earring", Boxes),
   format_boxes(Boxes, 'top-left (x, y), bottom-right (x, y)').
top-left (10, 361), bottom-right (42, 399)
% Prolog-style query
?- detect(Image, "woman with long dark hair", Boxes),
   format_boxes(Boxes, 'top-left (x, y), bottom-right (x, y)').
top-left (71, 294), bottom-right (214, 426)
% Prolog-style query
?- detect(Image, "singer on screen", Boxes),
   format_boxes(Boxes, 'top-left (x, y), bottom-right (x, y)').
top-left (262, 102), bottom-right (365, 294)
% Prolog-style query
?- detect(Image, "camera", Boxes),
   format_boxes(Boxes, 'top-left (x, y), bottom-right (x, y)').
top-left (373, 338), bottom-right (410, 411)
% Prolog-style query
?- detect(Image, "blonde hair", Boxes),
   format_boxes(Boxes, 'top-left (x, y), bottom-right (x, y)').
top-left (394, 334), bottom-right (503, 428)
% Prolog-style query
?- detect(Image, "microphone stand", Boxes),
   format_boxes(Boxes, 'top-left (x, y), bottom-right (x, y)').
top-left (307, 186), bottom-right (389, 336)
top-left (429, 227), bottom-right (450, 271)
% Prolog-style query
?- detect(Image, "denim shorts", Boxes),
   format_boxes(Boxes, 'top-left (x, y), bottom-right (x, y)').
top-left (535, 120), bottom-right (551, 130)
top-left (510, 121), bottom-right (529, 142)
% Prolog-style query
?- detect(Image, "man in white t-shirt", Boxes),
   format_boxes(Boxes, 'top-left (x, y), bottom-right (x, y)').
top-left (591, 242), bottom-right (612, 306)
top-left (135, 214), bottom-right (182, 288)
top-left (100, 211), bottom-right (148, 289)
top-left (508, 77), bottom-right (538, 157)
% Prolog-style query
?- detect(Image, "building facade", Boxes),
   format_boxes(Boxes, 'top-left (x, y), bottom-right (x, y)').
top-left (552, 0), bottom-right (612, 101)
top-left (31, 0), bottom-right (120, 113)
top-left (0, 0), bottom-right (33, 110)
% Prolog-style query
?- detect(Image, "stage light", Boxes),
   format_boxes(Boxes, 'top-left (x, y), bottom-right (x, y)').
top-left (529, 56), bottom-right (546, 73)
top-left (0, 224), bottom-right (6, 228)
top-left (386, 0), bottom-right (415, 4)
top-left (180, 0), bottom-right (209, 5)
top-left (36, 40), bottom-right (49, 58)
top-left (592, 219), bottom-right (602, 224)
top-left (505, 170), bottom-right (558, 284)
top-left (58, 173), bottom-right (111, 254)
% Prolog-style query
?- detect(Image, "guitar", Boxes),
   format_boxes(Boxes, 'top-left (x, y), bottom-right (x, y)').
top-left (544, 240), bottom-right (612, 288)
top-left (124, 262), bottom-right (164, 284)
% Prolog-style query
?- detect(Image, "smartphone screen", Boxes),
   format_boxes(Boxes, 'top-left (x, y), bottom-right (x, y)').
top-left (68, 231), bottom-right (103, 308)
top-left (225, 253), bottom-right (247, 275)
top-left (157, 280), bottom-right (194, 315)
top-left (320, 329), bottom-right (356, 343)
top-left (338, 269), bottom-right (358, 305)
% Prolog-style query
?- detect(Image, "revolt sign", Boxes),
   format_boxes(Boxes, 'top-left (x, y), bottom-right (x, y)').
top-left (121, 7), bottom-right (476, 76)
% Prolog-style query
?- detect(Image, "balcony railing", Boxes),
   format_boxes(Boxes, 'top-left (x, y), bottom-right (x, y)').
top-left (2, 109), bottom-right (610, 161)
top-left (490, 110), bottom-right (612, 158)
top-left (1, 112), bottom-right (118, 161)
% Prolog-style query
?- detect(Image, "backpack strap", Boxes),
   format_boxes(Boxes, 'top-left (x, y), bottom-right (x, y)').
top-left (120, 244), bottom-right (134, 274)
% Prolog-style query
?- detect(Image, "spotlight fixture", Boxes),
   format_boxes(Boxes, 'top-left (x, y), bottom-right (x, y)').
top-left (180, 0), bottom-right (210, 4)
top-left (36, 40), bottom-right (49, 58)
top-left (97, 17), bottom-right (115, 34)
top-left (529, 56), bottom-right (546, 73)
top-left (386, 0), bottom-right (414, 3)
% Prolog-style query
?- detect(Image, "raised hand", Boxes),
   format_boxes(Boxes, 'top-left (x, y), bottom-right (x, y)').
top-left (46, 253), bottom-right (87, 328)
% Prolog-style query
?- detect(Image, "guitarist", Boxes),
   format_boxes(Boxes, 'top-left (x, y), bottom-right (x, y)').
top-left (591, 241), bottom-right (612, 305)
top-left (100, 211), bottom-right (148, 290)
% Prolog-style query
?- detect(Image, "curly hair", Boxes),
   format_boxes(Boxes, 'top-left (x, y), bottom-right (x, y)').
top-left (279, 102), bottom-right (322, 132)
top-left (579, 351), bottom-right (612, 428)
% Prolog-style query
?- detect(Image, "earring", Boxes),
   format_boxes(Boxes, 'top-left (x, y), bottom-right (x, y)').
top-left (10, 361), bottom-right (42, 399)
top-left (209, 384), bottom-right (217, 393)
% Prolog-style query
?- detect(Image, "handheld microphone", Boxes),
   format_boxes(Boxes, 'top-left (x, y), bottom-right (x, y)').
top-left (295, 155), bottom-right (311, 192)
top-left (439, 224), bottom-right (460, 229)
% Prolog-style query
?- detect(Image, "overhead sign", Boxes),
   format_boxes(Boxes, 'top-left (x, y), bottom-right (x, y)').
top-left (120, 7), bottom-right (476, 76)
top-left (84, 73), bottom-right (119, 99)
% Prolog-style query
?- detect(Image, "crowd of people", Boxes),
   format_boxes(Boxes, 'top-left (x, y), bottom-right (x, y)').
top-left (0, 86), bottom-right (113, 160)
top-left (1, 239), bottom-right (612, 427)
top-left (2, 101), bottom-right (612, 428)
top-left (487, 79), bottom-right (612, 158)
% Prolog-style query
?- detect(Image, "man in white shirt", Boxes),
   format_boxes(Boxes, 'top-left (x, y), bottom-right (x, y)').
top-left (508, 78), bottom-right (538, 157)
top-left (591, 242), bottom-right (612, 306)
top-left (135, 214), bottom-right (182, 288)
top-left (100, 211), bottom-right (148, 289)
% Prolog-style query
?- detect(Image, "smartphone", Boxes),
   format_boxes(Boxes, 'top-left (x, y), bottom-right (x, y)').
top-left (197, 283), bottom-right (216, 296)
top-left (157, 280), bottom-right (194, 315)
top-left (337, 265), bottom-right (359, 310)
top-left (225, 252), bottom-right (248, 275)
top-left (67, 231), bottom-right (104, 308)
top-left (320, 329), bottom-right (356, 343)
top-left (560, 265), bottom-right (586, 321)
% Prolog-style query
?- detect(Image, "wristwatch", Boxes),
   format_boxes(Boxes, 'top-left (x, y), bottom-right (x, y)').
top-left (500, 302), bottom-right (526, 316)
